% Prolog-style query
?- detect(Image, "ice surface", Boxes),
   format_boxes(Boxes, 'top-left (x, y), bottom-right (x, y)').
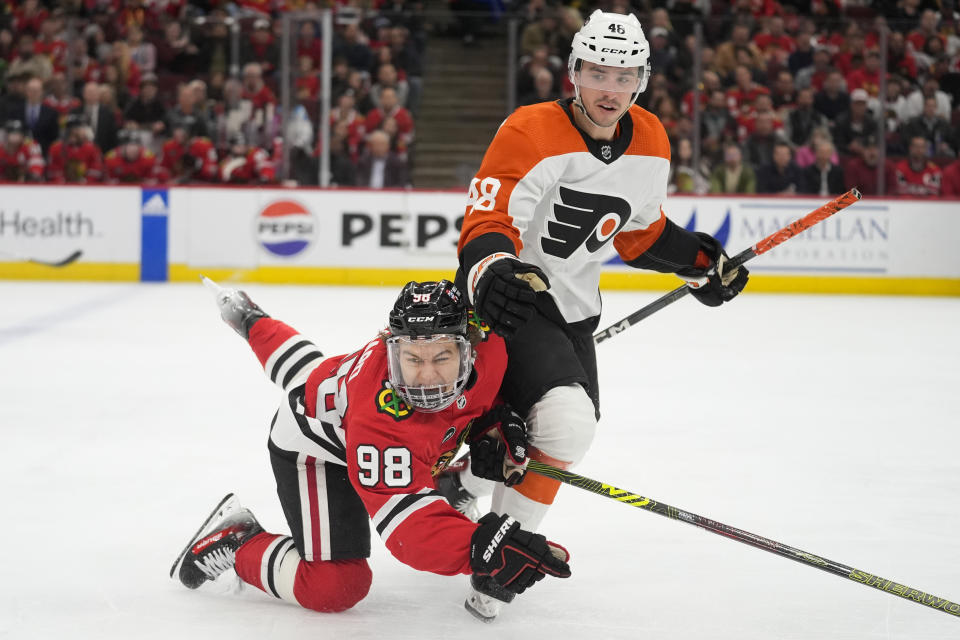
top-left (2, 281), bottom-right (958, 639)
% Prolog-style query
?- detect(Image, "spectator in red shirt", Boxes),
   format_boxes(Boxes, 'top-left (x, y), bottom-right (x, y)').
top-left (753, 16), bottom-right (795, 63)
top-left (34, 18), bottom-right (67, 73)
top-left (726, 64), bottom-right (770, 116)
top-left (846, 49), bottom-right (883, 98)
top-left (330, 91), bottom-right (366, 164)
top-left (892, 135), bottom-right (943, 197)
top-left (296, 20), bottom-right (323, 70)
top-left (295, 55), bottom-right (320, 101)
top-left (242, 18), bottom-right (279, 77)
top-left (365, 87), bottom-right (414, 149)
top-left (907, 10), bottom-right (945, 54)
top-left (12, 0), bottom-right (48, 36)
top-left (681, 70), bottom-right (721, 118)
top-left (47, 114), bottom-right (104, 184)
top-left (0, 119), bottom-right (45, 182)
top-left (833, 28), bottom-right (866, 77)
top-left (241, 62), bottom-right (277, 110)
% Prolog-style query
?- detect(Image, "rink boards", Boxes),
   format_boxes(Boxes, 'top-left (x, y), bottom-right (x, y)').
top-left (0, 184), bottom-right (957, 295)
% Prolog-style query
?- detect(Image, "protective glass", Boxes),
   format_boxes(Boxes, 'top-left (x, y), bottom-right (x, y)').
top-left (386, 334), bottom-right (472, 412)
top-left (574, 64), bottom-right (643, 93)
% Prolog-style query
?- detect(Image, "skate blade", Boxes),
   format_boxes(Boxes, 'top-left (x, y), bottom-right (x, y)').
top-left (464, 596), bottom-right (500, 623)
top-left (168, 493), bottom-right (238, 579)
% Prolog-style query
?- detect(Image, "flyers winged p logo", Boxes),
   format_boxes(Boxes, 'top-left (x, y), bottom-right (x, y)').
top-left (541, 187), bottom-right (632, 259)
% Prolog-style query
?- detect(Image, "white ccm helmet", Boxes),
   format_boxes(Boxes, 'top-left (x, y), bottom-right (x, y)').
top-left (568, 10), bottom-right (651, 125)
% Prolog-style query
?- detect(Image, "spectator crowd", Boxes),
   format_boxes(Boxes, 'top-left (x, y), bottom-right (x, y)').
top-left (3, 1), bottom-right (960, 195)
top-left (513, 0), bottom-right (960, 197)
top-left (0, 0), bottom-right (423, 188)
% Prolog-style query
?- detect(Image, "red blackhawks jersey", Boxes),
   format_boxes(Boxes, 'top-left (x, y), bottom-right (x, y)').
top-left (104, 147), bottom-right (159, 183)
top-left (459, 98), bottom-right (674, 324)
top-left (893, 159), bottom-right (942, 197)
top-left (47, 141), bottom-right (103, 183)
top-left (0, 139), bottom-right (45, 182)
top-left (160, 137), bottom-right (219, 182)
top-left (247, 317), bottom-right (507, 574)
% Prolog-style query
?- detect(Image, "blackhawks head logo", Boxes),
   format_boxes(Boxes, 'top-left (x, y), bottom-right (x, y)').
top-left (376, 380), bottom-right (413, 421)
top-left (467, 308), bottom-right (491, 340)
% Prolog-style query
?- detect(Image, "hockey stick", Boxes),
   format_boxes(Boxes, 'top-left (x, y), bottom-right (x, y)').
top-left (593, 188), bottom-right (863, 344)
top-left (0, 249), bottom-right (83, 267)
top-left (526, 459), bottom-right (960, 618)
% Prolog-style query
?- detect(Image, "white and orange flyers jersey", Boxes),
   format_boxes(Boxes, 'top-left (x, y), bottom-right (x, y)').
top-left (458, 99), bottom-right (673, 324)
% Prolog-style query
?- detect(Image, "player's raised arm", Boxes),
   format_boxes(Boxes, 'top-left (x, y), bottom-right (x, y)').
top-left (203, 277), bottom-right (324, 391)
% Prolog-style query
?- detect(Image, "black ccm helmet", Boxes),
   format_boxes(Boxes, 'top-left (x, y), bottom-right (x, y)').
top-left (388, 280), bottom-right (468, 337)
top-left (386, 280), bottom-right (472, 412)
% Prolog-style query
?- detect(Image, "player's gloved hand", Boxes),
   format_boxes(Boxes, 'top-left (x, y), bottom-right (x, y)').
top-left (474, 257), bottom-right (550, 338)
top-left (680, 232), bottom-right (749, 307)
top-left (469, 513), bottom-right (571, 602)
top-left (469, 406), bottom-right (529, 487)
top-left (202, 276), bottom-right (269, 339)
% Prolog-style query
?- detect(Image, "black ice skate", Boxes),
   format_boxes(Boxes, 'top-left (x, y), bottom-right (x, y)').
top-left (437, 467), bottom-right (480, 521)
top-left (169, 493), bottom-right (263, 589)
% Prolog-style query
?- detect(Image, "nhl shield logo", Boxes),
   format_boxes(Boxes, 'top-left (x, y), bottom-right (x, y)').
top-left (601, 145), bottom-right (612, 160)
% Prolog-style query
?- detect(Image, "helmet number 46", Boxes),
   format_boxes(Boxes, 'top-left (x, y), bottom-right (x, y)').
top-left (608, 24), bottom-right (625, 34)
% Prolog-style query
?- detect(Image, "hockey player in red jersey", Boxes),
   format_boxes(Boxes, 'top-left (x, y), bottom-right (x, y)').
top-left (47, 115), bottom-right (104, 184)
top-left (0, 120), bottom-right (45, 182)
top-left (104, 129), bottom-right (160, 184)
top-left (454, 10), bottom-right (749, 618)
top-left (219, 132), bottom-right (276, 183)
top-left (159, 117), bottom-right (220, 183)
top-left (171, 279), bottom-right (570, 620)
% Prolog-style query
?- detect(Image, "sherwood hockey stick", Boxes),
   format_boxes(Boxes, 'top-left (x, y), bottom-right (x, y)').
top-left (0, 249), bottom-right (83, 267)
top-left (526, 459), bottom-right (960, 618)
top-left (593, 188), bottom-right (863, 344)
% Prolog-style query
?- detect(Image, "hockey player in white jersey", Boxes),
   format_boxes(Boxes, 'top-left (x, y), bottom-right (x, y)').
top-left (450, 10), bottom-right (750, 619)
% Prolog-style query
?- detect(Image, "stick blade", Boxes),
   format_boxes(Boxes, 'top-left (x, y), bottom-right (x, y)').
top-left (28, 250), bottom-right (83, 267)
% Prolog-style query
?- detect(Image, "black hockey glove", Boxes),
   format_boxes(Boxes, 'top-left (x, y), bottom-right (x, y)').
top-left (469, 406), bottom-right (529, 487)
top-left (680, 232), bottom-right (749, 307)
top-left (474, 257), bottom-right (550, 339)
top-left (469, 513), bottom-right (571, 602)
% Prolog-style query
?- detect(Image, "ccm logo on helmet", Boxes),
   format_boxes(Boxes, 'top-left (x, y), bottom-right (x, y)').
top-left (407, 316), bottom-right (435, 322)
top-left (601, 47), bottom-right (628, 54)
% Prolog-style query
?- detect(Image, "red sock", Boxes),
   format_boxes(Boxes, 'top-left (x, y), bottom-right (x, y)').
top-left (236, 532), bottom-right (372, 612)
